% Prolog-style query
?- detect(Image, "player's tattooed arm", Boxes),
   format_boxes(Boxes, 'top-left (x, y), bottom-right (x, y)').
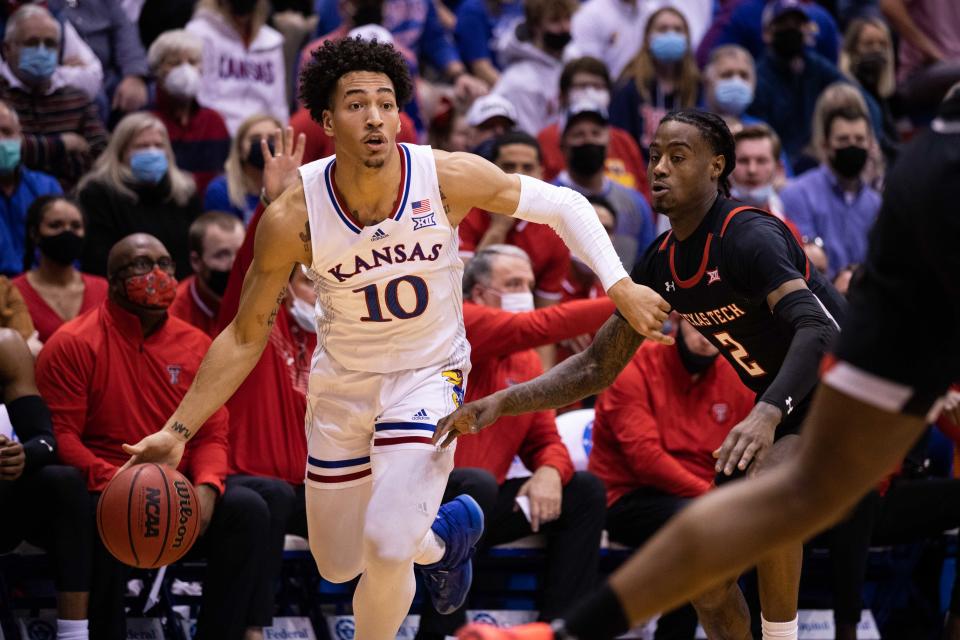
top-left (299, 220), bottom-right (311, 254)
top-left (435, 315), bottom-right (642, 447)
top-left (265, 286), bottom-right (287, 327)
top-left (170, 421), bottom-right (192, 440)
top-left (500, 314), bottom-right (643, 415)
top-left (439, 186), bottom-right (452, 216)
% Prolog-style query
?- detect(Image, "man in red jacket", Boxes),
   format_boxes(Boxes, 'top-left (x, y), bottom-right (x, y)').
top-left (416, 244), bottom-right (612, 640)
top-left (36, 234), bottom-right (272, 640)
top-left (590, 319), bottom-right (754, 639)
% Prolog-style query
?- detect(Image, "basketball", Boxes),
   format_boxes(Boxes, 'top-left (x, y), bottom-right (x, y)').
top-left (97, 463), bottom-right (201, 568)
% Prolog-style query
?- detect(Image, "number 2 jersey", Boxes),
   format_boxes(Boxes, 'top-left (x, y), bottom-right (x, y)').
top-left (299, 143), bottom-right (469, 374)
top-left (631, 195), bottom-right (847, 397)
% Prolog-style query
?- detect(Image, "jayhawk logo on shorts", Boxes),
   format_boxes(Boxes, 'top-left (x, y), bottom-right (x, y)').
top-left (442, 369), bottom-right (465, 407)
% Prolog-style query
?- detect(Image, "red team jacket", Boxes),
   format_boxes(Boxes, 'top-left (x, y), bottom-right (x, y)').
top-left (457, 209), bottom-right (571, 301)
top-left (455, 298), bottom-right (616, 484)
top-left (36, 301), bottom-right (230, 493)
top-left (169, 275), bottom-right (219, 338)
top-left (590, 341), bottom-right (754, 506)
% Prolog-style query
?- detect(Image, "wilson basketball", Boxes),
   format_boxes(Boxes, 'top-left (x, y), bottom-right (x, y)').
top-left (97, 463), bottom-right (201, 568)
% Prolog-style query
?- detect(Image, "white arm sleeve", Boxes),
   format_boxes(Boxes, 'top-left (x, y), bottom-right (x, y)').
top-left (513, 174), bottom-right (629, 291)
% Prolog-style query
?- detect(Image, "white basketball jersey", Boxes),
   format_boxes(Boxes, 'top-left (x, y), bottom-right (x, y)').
top-left (299, 143), bottom-right (469, 374)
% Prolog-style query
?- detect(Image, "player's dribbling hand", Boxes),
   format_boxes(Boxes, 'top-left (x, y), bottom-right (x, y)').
top-left (607, 279), bottom-right (673, 345)
top-left (433, 394), bottom-right (505, 450)
top-left (119, 429), bottom-right (187, 474)
top-left (713, 402), bottom-right (781, 476)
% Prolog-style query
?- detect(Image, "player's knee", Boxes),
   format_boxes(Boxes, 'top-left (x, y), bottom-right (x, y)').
top-left (362, 520), bottom-right (420, 568)
top-left (311, 547), bottom-right (363, 583)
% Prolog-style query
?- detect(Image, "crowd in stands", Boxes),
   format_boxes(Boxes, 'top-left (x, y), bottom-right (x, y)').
top-left (0, 0), bottom-right (959, 638)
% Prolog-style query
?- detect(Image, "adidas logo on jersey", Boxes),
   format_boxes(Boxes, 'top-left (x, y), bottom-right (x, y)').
top-left (412, 409), bottom-right (430, 420)
top-left (371, 228), bottom-right (389, 241)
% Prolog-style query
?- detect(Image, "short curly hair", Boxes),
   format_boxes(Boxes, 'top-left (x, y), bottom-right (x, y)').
top-left (299, 36), bottom-right (413, 123)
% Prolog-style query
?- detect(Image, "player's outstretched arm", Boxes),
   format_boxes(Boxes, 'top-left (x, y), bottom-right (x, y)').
top-left (434, 150), bottom-right (673, 344)
top-left (120, 186), bottom-right (311, 470)
top-left (434, 313), bottom-right (643, 448)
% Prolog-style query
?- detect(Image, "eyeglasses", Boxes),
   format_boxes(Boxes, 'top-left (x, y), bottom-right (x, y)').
top-left (116, 256), bottom-right (175, 276)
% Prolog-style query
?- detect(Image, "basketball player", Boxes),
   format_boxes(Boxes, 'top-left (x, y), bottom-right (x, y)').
top-left (119, 37), bottom-right (671, 640)
top-left (441, 88), bottom-right (960, 640)
top-left (437, 110), bottom-right (848, 640)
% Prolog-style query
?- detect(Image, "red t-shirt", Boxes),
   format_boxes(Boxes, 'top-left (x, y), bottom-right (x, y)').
top-left (36, 301), bottom-right (230, 493)
top-left (554, 269), bottom-right (607, 366)
top-left (215, 204), bottom-right (317, 485)
top-left (455, 298), bottom-right (615, 483)
top-left (169, 275), bottom-right (218, 338)
top-left (12, 272), bottom-right (108, 342)
top-left (589, 341), bottom-right (754, 506)
top-left (458, 209), bottom-right (571, 302)
top-left (538, 122), bottom-right (650, 198)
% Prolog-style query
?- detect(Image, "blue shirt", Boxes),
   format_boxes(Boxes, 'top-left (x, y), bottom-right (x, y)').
top-left (779, 164), bottom-right (881, 279)
top-left (553, 172), bottom-right (656, 273)
top-left (203, 174), bottom-right (259, 225)
top-left (0, 166), bottom-right (63, 275)
top-left (454, 0), bottom-right (523, 66)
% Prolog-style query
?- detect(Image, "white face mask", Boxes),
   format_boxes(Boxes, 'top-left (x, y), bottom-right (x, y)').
top-left (164, 63), bottom-right (201, 100)
top-left (568, 87), bottom-right (611, 110)
top-left (731, 183), bottom-right (775, 207)
top-left (499, 290), bottom-right (535, 313)
top-left (289, 296), bottom-right (317, 333)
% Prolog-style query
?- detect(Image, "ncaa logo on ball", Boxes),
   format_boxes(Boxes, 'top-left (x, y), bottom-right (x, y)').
top-left (143, 487), bottom-right (161, 537)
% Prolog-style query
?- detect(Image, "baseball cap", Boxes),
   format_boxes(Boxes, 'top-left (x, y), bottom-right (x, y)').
top-left (762, 0), bottom-right (810, 28)
top-left (561, 97), bottom-right (609, 134)
top-left (465, 94), bottom-right (518, 128)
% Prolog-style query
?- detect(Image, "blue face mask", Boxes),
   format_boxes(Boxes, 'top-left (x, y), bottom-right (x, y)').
top-left (18, 46), bottom-right (58, 81)
top-left (0, 138), bottom-right (21, 173)
top-left (130, 148), bottom-right (168, 184)
top-left (649, 31), bottom-right (687, 63)
top-left (713, 77), bottom-right (754, 115)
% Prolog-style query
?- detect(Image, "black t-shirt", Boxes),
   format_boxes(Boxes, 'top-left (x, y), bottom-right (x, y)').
top-left (626, 196), bottom-right (846, 395)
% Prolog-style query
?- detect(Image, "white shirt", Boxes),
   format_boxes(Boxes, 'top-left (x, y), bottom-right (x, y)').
top-left (300, 144), bottom-right (470, 374)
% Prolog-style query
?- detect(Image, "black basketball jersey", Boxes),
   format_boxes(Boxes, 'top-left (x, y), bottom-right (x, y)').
top-left (630, 196), bottom-right (847, 397)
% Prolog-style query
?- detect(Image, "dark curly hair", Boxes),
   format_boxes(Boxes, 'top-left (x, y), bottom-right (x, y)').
top-left (659, 109), bottom-right (737, 197)
top-left (299, 36), bottom-right (414, 123)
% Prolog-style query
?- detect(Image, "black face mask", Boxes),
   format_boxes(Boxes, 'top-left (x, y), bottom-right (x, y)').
top-left (245, 137), bottom-right (275, 170)
top-left (676, 329), bottom-right (718, 375)
top-left (39, 231), bottom-right (84, 265)
top-left (568, 143), bottom-right (606, 176)
top-left (351, 0), bottom-right (383, 26)
top-left (829, 145), bottom-right (868, 179)
top-left (226, 0), bottom-right (257, 16)
top-left (543, 30), bottom-right (572, 52)
top-left (853, 52), bottom-right (886, 90)
top-left (771, 28), bottom-right (805, 60)
top-left (205, 267), bottom-right (231, 296)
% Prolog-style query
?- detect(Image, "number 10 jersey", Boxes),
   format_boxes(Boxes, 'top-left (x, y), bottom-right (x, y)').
top-left (299, 143), bottom-right (469, 374)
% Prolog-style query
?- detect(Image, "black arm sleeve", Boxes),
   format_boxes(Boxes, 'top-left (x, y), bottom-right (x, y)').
top-left (759, 288), bottom-right (840, 414)
top-left (7, 395), bottom-right (57, 474)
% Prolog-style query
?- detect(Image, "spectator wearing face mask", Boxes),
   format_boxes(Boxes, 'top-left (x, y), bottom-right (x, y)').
top-left (610, 6), bottom-right (701, 160)
top-left (553, 99), bottom-right (655, 273)
top-left (169, 212), bottom-right (244, 337)
top-left (779, 85), bottom-right (881, 280)
top-left (414, 244), bottom-right (612, 640)
top-left (538, 57), bottom-right (648, 195)
top-left (186, 0), bottom-right (288, 136)
top-left (78, 112), bottom-right (200, 280)
top-left (14, 197), bottom-right (107, 344)
top-left (0, 5), bottom-right (108, 191)
top-left (589, 319), bottom-right (754, 640)
top-left (839, 16), bottom-right (900, 160)
top-left (149, 29), bottom-right (230, 198)
top-left (489, 0), bottom-right (578, 135)
top-left (453, 0), bottom-right (524, 86)
top-left (463, 94), bottom-right (518, 159)
top-left (746, 0), bottom-right (883, 171)
top-left (203, 114), bottom-right (280, 223)
top-left (0, 100), bottom-right (62, 277)
top-left (729, 124), bottom-right (790, 222)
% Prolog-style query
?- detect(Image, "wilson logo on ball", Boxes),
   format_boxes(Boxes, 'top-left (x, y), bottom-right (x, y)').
top-left (172, 480), bottom-right (194, 549)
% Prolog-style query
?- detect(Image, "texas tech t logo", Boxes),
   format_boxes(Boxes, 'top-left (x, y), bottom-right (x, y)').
top-left (167, 365), bottom-right (182, 385)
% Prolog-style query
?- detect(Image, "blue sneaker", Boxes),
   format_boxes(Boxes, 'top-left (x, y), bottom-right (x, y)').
top-left (419, 494), bottom-right (485, 615)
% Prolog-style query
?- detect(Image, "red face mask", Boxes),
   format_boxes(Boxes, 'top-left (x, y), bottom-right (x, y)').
top-left (124, 267), bottom-right (177, 309)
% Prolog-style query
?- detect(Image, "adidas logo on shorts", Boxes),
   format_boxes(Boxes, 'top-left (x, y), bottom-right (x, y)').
top-left (412, 408), bottom-right (430, 420)
top-left (371, 228), bottom-right (389, 241)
